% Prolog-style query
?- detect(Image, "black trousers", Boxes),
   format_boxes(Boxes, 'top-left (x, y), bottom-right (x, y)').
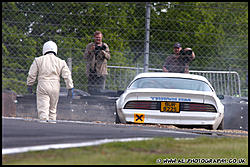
top-left (87, 73), bottom-right (106, 95)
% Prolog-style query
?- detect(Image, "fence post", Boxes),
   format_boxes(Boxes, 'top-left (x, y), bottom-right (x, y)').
top-left (67, 58), bottom-right (72, 73)
top-left (143, 2), bottom-right (151, 72)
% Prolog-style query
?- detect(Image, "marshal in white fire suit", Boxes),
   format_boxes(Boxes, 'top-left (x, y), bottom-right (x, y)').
top-left (27, 41), bottom-right (73, 121)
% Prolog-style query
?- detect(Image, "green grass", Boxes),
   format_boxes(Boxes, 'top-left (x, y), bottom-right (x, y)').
top-left (2, 136), bottom-right (248, 165)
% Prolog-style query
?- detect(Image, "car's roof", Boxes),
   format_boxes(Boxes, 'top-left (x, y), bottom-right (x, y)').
top-left (133, 72), bottom-right (210, 83)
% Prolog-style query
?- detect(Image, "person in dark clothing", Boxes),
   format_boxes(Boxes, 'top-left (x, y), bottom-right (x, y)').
top-left (163, 42), bottom-right (195, 73)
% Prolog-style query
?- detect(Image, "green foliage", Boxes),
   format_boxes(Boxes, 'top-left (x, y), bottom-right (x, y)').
top-left (2, 137), bottom-right (248, 165)
top-left (2, 2), bottom-right (248, 95)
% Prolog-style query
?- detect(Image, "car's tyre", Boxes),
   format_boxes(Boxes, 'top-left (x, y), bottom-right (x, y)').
top-left (206, 125), bottom-right (213, 130)
top-left (115, 105), bottom-right (121, 124)
top-left (115, 114), bottom-right (121, 124)
top-left (217, 118), bottom-right (224, 130)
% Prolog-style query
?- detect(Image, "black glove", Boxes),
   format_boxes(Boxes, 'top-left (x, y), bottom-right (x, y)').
top-left (67, 88), bottom-right (74, 98)
top-left (27, 86), bottom-right (33, 94)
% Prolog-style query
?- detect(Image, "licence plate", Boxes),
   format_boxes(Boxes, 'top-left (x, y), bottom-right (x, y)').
top-left (160, 102), bottom-right (180, 113)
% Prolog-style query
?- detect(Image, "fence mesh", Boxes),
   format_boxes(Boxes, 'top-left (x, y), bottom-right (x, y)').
top-left (2, 2), bottom-right (248, 97)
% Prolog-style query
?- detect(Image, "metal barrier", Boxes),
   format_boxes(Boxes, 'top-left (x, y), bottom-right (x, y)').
top-left (106, 65), bottom-right (241, 97)
top-left (189, 70), bottom-right (241, 97)
top-left (13, 92), bottom-right (248, 131)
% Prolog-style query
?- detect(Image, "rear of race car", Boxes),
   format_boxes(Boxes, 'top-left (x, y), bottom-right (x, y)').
top-left (116, 88), bottom-right (224, 130)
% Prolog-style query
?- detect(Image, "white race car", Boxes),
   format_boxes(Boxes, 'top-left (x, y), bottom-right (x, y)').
top-left (115, 72), bottom-right (224, 130)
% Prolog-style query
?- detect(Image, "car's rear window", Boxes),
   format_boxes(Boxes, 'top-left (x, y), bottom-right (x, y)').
top-left (128, 77), bottom-right (213, 92)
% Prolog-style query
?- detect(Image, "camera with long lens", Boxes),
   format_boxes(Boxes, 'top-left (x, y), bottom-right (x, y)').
top-left (179, 49), bottom-right (193, 64)
top-left (179, 49), bottom-right (193, 56)
top-left (95, 44), bottom-right (106, 55)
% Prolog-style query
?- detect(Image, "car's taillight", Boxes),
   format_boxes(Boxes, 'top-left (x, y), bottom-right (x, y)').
top-left (124, 101), bottom-right (217, 113)
top-left (181, 103), bottom-right (216, 112)
top-left (124, 101), bottom-right (158, 110)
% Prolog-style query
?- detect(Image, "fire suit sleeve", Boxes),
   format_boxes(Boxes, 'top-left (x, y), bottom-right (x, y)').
top-left (61, 60), bottom-right (74, 89)
top-left (27, 59), bottom-right (38, 86)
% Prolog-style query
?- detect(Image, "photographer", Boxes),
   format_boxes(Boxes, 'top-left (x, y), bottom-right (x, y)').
top-left (163, 42), bottom-right (195, 73)
top-left (83, 31), bottom-right (111, 94)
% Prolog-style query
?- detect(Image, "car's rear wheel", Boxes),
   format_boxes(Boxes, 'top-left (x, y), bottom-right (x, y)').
top-left (217, 118), bottom-right (224, 130)
top-left (205, 125), bottom-right (213, 130)
top-left (115, 113), bottom-right (121, 124)
top-left (115, 105), bottom-right (121, 124)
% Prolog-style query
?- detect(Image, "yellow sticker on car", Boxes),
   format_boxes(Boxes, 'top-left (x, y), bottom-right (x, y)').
top-left (134, 113), bottom-right (145, 123)
top-left (160, 101), bottom-right (180, 113)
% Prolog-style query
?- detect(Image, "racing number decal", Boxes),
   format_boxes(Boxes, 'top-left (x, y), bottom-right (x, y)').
top-left (134, 113), bottom-right (145, 123)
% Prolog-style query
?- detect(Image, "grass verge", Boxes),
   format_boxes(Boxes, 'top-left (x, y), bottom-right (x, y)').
top-left (2, 136), bottom-right (248, 165)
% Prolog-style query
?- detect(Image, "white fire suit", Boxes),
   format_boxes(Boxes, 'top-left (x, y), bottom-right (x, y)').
top-left (27, 53), bottom-right (74, 121)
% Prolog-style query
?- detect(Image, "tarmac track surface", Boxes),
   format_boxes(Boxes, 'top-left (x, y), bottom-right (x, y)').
top-left (2, 117), bottom-right (247, 154)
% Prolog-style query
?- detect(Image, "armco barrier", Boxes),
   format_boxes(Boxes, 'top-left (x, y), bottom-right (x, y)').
top-left (15, 94), bottom-right (116, 123)
top-left (3, 92), bottom-right (248, 131)
top-left (2, 89), bottom-right (17, 117)
top-left (220, 96), bottom-right (248, 131)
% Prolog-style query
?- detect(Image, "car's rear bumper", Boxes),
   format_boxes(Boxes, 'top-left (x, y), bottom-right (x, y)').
top-left (118, 109), bottom-right (223, 129)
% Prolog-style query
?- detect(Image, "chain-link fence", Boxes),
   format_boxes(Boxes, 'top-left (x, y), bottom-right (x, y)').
top-left (2, 2), bottom-right (248, 97)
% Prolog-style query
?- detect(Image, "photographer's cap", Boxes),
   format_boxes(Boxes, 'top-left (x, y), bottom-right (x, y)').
top-left (173, 42), bottom-right (181, 48)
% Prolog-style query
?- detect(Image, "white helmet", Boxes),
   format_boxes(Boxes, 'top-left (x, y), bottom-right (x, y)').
top-left (42, 41), bottom-right (58, 55)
